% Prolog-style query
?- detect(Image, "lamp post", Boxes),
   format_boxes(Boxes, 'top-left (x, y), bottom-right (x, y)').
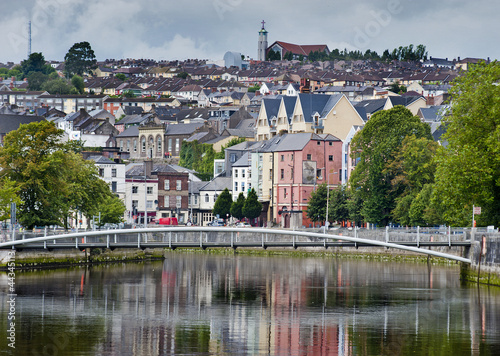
top-left (325, 171), bottom-right (338, 231)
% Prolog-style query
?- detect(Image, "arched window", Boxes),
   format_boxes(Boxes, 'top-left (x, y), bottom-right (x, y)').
top-left (157, 136), bottom-right (162, 152)
top-left (141, 137), bottom-right (146, 152)
top-left (205, 194), bottom-right (209, 203)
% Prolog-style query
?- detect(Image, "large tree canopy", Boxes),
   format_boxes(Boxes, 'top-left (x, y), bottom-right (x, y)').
top-left (349, 106), bottom-right (432, 225)
top-left (0, 121), bottom-right (123, 229)
top-left (64, 41), bottom-right (97, 77)
top-left (433, 61), bottom-right (500, 227)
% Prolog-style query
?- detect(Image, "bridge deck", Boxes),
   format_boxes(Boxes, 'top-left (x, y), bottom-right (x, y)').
top-left (0, 227), bottom-right (472, 263)
top-left (10, 241), bottom-right (472, 251)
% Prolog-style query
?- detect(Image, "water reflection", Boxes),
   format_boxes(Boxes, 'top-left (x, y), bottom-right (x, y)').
top-left (1, 253), bottom-right (500, 355)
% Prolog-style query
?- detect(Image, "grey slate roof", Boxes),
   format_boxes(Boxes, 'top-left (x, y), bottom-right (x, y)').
top-left (0, 114), bottom-right (45, 135)
top-left (88, 156), bottom-right (117, 164)
top-left (117, 125), bottom-right (139, 137)
top-left (354, 99), bottom-right (386, 115)
top-left (232, 151), bottom-right (250, 167)
top-left (199, 176), bottom-right (232, 192)
top-left (165, 122), bottom-right (204, 135)
top-left (297, 94), bottom-right (332, 122)
top-left (261, 98), bottom-right (281, 123)
top-left (419, 105), bottom-right (448, 122)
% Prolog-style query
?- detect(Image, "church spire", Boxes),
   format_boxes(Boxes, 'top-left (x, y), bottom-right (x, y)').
top-left (258, 20), bottom-right (268, 61)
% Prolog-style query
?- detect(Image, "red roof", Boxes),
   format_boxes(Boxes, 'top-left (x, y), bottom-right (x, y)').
top-left (269, 41), bottom-right (329, 56)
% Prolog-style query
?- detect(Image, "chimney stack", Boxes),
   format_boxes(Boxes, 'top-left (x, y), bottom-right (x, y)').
top-left (144, 160), bottom-right (153, 178)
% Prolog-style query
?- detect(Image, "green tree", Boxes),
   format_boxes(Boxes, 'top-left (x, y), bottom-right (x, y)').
top-left (115, 73), bottom-right (126, 81)
top-left (0, 121), bottom-right (116, 229)
top-left (386, 135), bottom-right (438, 226)
top-left (42, 78), bottom-right (73, 94)
top-left (21, 52), bottom-right (46, 76)
top-left (306, 184), bottom-right (328, 223)
top-left (329, 185), bottom-right (350, 224)
top-left (123, 90), bottom-right (135, 98)
top-left (27, 71), bottom-right (48, 91)
top-left (97, 194), bottom-right (126, 226)
top-left (349, 106), bottom-right (432, 225)
top-left (0, 178), bottom-right (22, 222)
top-left (71, 75), bottom-right (84, 94)
top-left (64, 41), bottom-right (97, 77)
top-left (230, 192), bottom-right (245, 220)
top-left (213, 188), bottom-right (233, 219)
top-left (242, 188), bottom-right (262, 222)
top-left (432, 61), bottom-right (500, 226)
top-left (267, 50), bottom-right (281, 61)
top-left (176, 72), bottom-right (190, 79)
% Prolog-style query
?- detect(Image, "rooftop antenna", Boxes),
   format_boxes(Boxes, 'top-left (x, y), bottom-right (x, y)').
top-left (28, 20), bottom-right (32, 58)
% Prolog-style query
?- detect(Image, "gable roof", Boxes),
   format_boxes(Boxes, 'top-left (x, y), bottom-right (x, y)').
top-left (0, 114), bottom-right (45, 135)
top-left (269, 41), bottom-right (329, 56)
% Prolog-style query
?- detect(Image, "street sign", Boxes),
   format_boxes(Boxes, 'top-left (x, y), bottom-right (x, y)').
top-left (473, 206), bottom-right (481, 215)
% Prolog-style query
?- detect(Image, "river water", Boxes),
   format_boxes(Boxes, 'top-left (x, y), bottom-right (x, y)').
top-left (1, 252), bottom-right (500, 355)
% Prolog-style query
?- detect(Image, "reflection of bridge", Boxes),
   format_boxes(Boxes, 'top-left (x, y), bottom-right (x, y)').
top-left (0, 227), bottom-right (472, 263)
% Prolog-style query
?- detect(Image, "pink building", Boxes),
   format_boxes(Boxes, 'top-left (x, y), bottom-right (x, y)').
top-left (274, 133), bottom-right (342, 228)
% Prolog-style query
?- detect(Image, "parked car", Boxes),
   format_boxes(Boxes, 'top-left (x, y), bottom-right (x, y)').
top-left (210, 219), bottom-right (225, 226)
top-left (158, 217), bottom-right (178, 226)
top-left (236, 222), bottom-right (251, 227)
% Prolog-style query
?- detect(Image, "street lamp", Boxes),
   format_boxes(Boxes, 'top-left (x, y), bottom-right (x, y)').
top-left (325, 171), bottom-right (338, 231)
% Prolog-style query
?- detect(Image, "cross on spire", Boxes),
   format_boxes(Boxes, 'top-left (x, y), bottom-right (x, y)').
top-left (261, 20), bottom-right (265, 29)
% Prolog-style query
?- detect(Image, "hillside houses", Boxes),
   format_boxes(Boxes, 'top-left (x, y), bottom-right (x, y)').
top-left (1, 54), bottom-right (479, 228)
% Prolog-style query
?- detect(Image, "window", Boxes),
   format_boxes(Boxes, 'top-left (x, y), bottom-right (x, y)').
top-left (99, 168), bottom-right (104, 177)
top-left (329, 142), bottom-right (333, 146)
top-left (205, 194), bottom-right (209, 203)
top-left (147, 186), bottom-right (153, 194)
top-left (168, 138), bottom-right (172, 153)
top-left (157, 136), bottom-right (162, 152)
top-left (111, 168), bottom-right (117, 177)
top-left (120, 140), bottom-right (123, 151)
top-left (242, 170), bottom-right (245, 178)
top-left (316, 169), bottom-right (322, 179)
top-left (307, 154), bottom-right (312, 160)
top-left (235, 169), bottom-right (238, 178)
top-left (176, 196), bottom-right (181, 208)
top-left (234, 182), bottom-right (238, 191)
top-left (248, 183), bottom-right (251, 190)
top-left (164, 180), bottom-right (170, 190)
top-left (132, 200), bottom-right (138, 209)
top-left (194, 195), bottom-right (198, 204)
top-left (146, 200), bottom-right (153, 209)
top-left (141, 137), bottom-right (146, 152)
top-left (176, 180), bottom-right (182, 190)
top-left (133, 139), bottom-right (137, 152)
top-left (230, 153), bottom-right (237, 163)
top-left (290, 168), bottom-right (294, 179)
top-left (291, 154), bottom-right (293, 160)
top-left (329, 155), bottom-right (333, 161)
top-left (241, 182), bottom-right (245, 191)
top-left (281, 155), bottom-right (284, 162)
top-left (317, 141), bottom-right (321, 145)
top-left (175, 138), bottom-right (180, 153)
top-left (132, 186), bottom-right (138, 194)
top-left (111, 181), bottom-right (117, 192)
top-left (127, 140), bottom-right (130, 152)
top-left (280, 169), bottom-right (284, 179)
top-left (269, 169), bottom-right (273, 179)
top-left (284, 188), bottom-right (287, 197)
top-left (165, 196), bottom-right (170, 207)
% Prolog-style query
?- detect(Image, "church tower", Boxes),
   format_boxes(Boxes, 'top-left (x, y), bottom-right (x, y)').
top-left (258, 20), bottom-right (268, 61)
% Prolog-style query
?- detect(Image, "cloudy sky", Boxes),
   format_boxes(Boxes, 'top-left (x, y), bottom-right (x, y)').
top-left (1, 0), bottom-right (497, 64)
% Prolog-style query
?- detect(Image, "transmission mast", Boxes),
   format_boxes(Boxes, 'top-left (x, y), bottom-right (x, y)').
top-left (28, 20), bottom-right (32, 58)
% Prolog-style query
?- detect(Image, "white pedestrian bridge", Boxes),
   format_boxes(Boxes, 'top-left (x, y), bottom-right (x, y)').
top-left (0, 226), bottom-right (472, 264)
